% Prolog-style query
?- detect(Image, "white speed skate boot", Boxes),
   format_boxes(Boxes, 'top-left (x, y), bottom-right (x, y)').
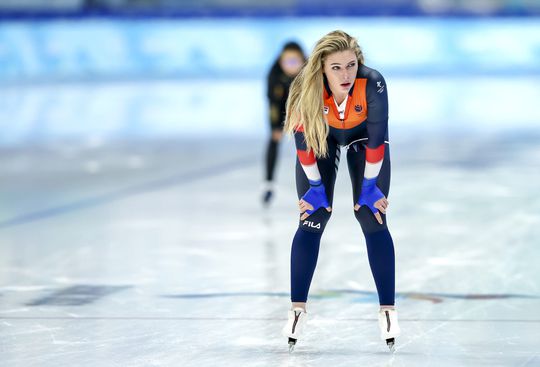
top-left (378, 307), bottom-right (401, 352)
top-left (281, 307), bottom-right (308, 352)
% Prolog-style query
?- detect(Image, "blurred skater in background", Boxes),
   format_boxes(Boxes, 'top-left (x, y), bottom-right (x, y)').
top-left (281, 30), bottom-right (400, 352)
top-left (262, 41), bottom-right (306, 206)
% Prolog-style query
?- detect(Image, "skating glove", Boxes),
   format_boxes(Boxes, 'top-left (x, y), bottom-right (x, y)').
top-left (357, 177), bottom-right (384, 214)
top-left (301, 179), bottom-right (330, 215)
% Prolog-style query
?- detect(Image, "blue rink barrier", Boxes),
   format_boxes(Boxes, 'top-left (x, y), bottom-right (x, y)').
top-left (0, 18), bottom-right (539, 145)
top-left (1, 17), bottom-right (540, 81)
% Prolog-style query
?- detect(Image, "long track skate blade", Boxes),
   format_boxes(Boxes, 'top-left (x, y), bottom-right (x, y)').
top-left (386, 338), bottom-right (395, 353)
top-left (288, 337), bottom-right (297, 353)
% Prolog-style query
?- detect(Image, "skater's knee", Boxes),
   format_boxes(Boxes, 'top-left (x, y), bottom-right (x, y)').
top-left (298, 208), bottom-right (332, 233)
top-left (354, 206), bottom-right (387, 234)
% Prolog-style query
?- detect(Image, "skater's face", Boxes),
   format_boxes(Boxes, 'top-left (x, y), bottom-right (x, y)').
top-left (323, 50), bottom-right (358, 100)
top-left (280, 50), bottom-right (304, 77)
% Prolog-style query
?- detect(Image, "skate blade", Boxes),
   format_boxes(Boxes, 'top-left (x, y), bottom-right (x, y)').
top-left (386, 338), bottom-right (395, 353)
top-left (288, 337), bottom-right (297, 353)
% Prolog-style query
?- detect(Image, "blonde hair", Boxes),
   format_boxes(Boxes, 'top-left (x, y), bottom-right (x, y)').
top-left (284, 30), bottom-right (364, 157)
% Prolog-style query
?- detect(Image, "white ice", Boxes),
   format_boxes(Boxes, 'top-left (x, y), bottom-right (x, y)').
top-left (0, 80), bottom-right (540, 367)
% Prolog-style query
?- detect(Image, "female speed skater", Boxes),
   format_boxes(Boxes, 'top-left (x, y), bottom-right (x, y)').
top-left (262, 41), bottom-right (306, 205)
top-left (281, 30), bottom-right (400, 352)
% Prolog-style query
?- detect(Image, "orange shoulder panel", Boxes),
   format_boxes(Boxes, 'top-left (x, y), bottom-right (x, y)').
top-left (323, 78), bottom-right (368, 130)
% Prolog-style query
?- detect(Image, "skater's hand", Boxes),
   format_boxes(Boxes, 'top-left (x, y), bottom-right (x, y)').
top-left (271, 130), bottom-right (283, 141)
top-left (354, 198), bottom-right (387, 224)
top-left (299, 180), bottom-right (332, 221)
top-left (354, 177), bottom-right (388, 225)
top-left (299, 200), bottom-right (332, 220)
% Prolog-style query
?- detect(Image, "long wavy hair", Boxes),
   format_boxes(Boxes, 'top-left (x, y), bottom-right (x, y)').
top-left (284, 30), bottom-right (364, 157)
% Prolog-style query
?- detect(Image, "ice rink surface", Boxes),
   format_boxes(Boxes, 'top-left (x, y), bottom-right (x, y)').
top-left (1, 10), bottom-right (540, 367)
top-left (1, 128), bottom-right (540, 366)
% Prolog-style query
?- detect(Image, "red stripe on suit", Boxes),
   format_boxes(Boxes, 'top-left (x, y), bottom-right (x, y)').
top-left (297, 149), bottom-right (316, 165)
top-left (366, 144), bottom-right (385, 163)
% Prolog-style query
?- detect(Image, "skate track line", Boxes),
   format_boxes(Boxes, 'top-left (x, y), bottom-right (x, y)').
top-left (0, 156), bottom-right (255, 230)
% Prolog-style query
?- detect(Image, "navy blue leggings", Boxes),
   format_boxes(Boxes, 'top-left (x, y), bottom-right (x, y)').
top-left (290, 140), bottom-right (395, 305)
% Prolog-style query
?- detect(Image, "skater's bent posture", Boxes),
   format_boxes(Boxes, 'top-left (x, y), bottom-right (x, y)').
top-left (281, 30), bottom-right (400, 351)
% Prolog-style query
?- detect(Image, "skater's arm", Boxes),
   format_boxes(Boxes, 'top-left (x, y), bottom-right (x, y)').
top-left (294, 125), bottom-right (321, 183)
top-left (268, 71), bottom-right (285, 129)
top-left (365, 69), bottom-right (388, 180)
top-left (294, 125), bottom-right (331, 220)
top-left (269, 103), bottom-right (282, 129)
top-left (355, 70), bottom-right (389, 223)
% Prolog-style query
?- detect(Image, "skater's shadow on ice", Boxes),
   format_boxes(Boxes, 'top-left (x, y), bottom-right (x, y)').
top-left (281, 351), bottom-right (414, 367)
top-left (279, 351), bottom-right (403, 367)
top-left (227, 337), bottom-right (417, 365)
top-left (238, 343), bottom-right (415, 359)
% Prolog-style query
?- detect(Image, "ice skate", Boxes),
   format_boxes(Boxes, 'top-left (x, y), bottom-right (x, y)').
top-left (261, 182), bottom-right (274, 207)
top-left (281, 307), bottom-right (307, 352)
top-left (378, 307), bottom-right (400, 352)
top-left (262, 189), bottom-right (273, 206)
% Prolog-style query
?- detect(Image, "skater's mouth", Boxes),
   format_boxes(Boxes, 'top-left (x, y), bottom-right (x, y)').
top-left (340, 82), bottom-right (351, 88)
